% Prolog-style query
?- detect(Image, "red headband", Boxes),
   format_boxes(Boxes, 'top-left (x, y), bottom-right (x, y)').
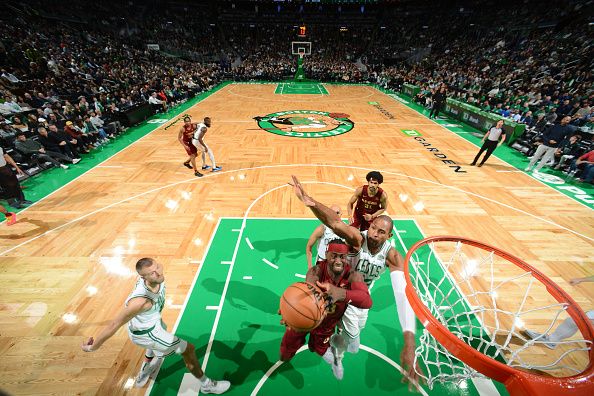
top-left (327, 243), bottom-right (349, 254)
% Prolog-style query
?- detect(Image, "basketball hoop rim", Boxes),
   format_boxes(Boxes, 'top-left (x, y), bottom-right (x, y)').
top-left (403, 235), bottom-right (594, 395)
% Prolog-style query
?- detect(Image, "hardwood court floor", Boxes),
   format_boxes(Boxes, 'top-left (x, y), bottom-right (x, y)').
top-left (0, 83), bottom-right (592, 395)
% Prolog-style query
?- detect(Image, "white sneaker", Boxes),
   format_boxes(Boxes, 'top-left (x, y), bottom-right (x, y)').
top-left (134, 357), bottom-right (162, 388)
top-left (200, 378), bottom-right (231, 394)
top-left (60, 164), bottom-right (69, 169)
top-left (524, 166), bottom-right (531, 172)
top-left (72, 158), bottom-right (81, 164)
top-left (524, 329), bottom-right (556, 349)
top-left (321, 348), bottom-right (334, 364)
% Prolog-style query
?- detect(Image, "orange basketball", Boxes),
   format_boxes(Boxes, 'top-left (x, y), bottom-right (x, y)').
top-left (280, 282), bottom-right (327, 332)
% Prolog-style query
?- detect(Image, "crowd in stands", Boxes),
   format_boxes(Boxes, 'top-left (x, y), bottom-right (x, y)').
top-left (1, 0), bottom-right (593, 205)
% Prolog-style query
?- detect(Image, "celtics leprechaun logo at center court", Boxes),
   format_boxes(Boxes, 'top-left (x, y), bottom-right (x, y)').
top-left (253, 110), bottom-right (354, 138)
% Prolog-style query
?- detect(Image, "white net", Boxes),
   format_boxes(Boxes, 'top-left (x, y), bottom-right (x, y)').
top-left (407, 239), bottom-right (592, 389)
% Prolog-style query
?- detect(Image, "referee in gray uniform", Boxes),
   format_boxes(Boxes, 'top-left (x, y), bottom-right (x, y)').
top-left (471, 120), bottom-right (506, 167)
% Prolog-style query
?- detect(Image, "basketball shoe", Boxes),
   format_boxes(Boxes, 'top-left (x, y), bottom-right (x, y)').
top-left (200, 378), bottom-right (231, 394)
top-left (134, 356), bottom-right (163, 387)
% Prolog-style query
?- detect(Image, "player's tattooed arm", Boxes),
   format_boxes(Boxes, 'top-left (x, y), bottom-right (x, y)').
top-left (305, 264), bottom-right (321, 284)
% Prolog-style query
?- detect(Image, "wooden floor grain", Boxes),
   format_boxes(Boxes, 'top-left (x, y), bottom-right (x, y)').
top-left (0, 84), bottom-right (592, 395)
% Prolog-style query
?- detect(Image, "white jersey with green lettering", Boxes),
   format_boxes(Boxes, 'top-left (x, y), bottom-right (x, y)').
top-left (125, 278), bottom-right (166, 331)
top-left (347, 230), bottom-right (391, 288)
top-left (317, 225), bottom-right (345, 260)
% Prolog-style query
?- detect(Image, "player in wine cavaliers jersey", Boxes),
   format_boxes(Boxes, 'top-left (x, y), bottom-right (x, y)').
top-left (290, 175), bottom-right (421, 387)
top-left (177, 116), bottom-right (203, 177)
top-left (348, 171), bottom-right (388, 231)
top-left (279, 240), bottom-right (371, 380)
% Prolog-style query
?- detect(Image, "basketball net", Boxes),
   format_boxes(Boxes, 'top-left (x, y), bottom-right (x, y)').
top-left (404, 236), bottom-right (594, 394)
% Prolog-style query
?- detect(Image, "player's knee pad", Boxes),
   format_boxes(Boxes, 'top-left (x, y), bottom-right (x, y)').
top-left (336, 330), bottom-right (360, 354)
top-left (330, 333), bottom-right (347, 353)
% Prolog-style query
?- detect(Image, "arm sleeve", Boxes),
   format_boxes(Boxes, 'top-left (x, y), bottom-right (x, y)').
top-left (390, 270), bottom-right (416, 334)
top-left (345, 281), bottom-right (372, 309)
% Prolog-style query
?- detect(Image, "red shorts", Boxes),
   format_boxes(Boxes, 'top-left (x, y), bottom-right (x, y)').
top-left (280, 326), bottom-right (334, 361)
top-left (350, 213), bottom-right (371, 231)
top-left (183, 141), bottom-right (198, 156)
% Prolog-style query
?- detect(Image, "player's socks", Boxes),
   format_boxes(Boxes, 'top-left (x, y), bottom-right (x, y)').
top-left (322, 349), bottom-right (334, 365)
top-left (330, 333), bottom-right (347, 359)
top-left (330, 346), bottom-right (344, 380)
top-left (134, 356), bottom-right (162, 387)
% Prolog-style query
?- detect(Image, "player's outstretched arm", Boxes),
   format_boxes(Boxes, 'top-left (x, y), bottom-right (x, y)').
top-left (347, 187), bottom-right (362, 224)
top-left (305, 264), bottom-right (322, 285)
top-left (81, 297), bottom-right (151, 352)
top-left (305, 225), bottom-right (325, 269)
top-left (386, 248), bottom-right (421, 386)
top-left (290, 175), bottom-right (362, 249)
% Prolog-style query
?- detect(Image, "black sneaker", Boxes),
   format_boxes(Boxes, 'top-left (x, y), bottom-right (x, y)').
top-left (202, 165), bottom-right (211, 170)
top-left (183, 162), bottom-right (192, 169)
top-left (195, 171), bottom-right (203, 177)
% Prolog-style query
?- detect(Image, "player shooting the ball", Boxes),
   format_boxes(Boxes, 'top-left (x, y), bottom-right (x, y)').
top-left (289, 175), bottom-right (422, 389)
top-left (279, 239), bottom-right (372, 380)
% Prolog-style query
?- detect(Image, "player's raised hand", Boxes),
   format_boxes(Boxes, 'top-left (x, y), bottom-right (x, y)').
top-left (289, 175), bottom-right (315, 207)
top-left (277, 309), bottom-right (288, 326)
top-left (400, 343), bottom-right (424, 391)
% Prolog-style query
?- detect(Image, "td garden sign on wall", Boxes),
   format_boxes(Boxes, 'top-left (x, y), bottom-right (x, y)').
top-left (254, 110), bottom-right (354, 138)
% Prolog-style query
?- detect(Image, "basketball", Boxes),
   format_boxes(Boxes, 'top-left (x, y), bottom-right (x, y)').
top-left (280, 282), bottom-right (327, 332)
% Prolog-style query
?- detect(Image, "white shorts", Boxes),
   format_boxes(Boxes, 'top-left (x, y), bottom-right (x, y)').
top-left (128, 321), bottom-right (188, 357)
top-left (340, 305), bottom-right (369, 338)
top-left (192, 139), bottom-right (209, 153)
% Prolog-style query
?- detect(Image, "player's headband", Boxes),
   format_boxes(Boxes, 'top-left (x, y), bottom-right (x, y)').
top-left (327, 243), bottom-right (349, 254)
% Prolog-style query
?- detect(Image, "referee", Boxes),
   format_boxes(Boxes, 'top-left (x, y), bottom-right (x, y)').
top-left (471, 120), bottom-right (506, 167)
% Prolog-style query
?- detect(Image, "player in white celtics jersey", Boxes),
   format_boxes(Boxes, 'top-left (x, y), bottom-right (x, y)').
top-left (290, 176), bottom-right (420, 386)
top-left (81, 258), bottom-right (230, 394)
top-left (192, 117), bottom-right (222, 172)
top-left (305, 204), bottom-right (345, 268)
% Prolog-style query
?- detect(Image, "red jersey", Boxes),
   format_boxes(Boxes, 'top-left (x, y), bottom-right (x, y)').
top-left (182, 123), bottom-right (196, 143)
top-left (355, 185), bottom-right (383, 216)
top-left (314, 260), bottom-right (352, 332)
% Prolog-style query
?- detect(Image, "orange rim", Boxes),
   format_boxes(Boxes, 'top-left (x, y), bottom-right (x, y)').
top-left (403, 235), bottom-right (594, 395)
